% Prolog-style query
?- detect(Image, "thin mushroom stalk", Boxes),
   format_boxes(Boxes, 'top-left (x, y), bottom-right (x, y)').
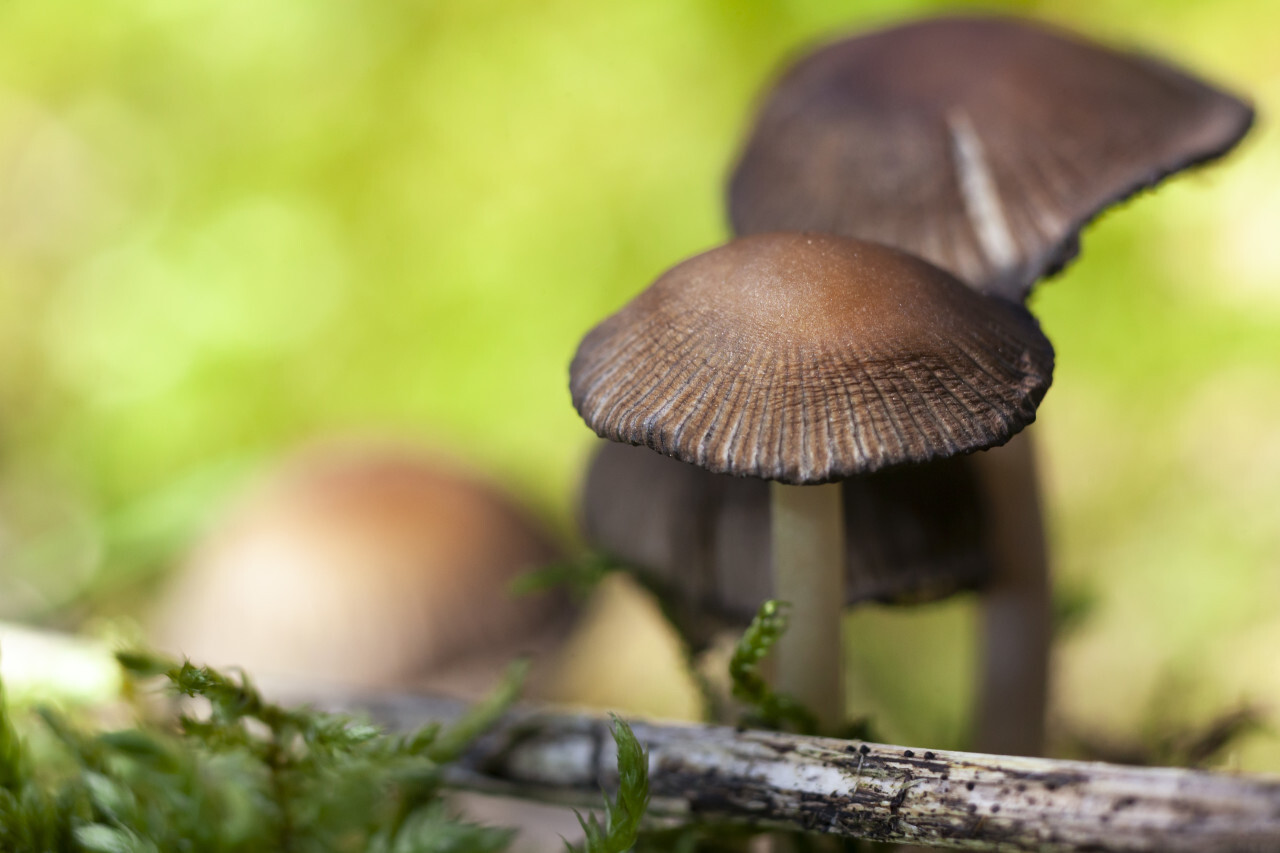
top-left (771, 481), bottom-right (845, 732)
top-left (972, 428), bottom-right (1050, 755)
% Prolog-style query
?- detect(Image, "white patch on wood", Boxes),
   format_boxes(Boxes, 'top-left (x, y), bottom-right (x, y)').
top-left (949, 111), bottom-right (1018, 272)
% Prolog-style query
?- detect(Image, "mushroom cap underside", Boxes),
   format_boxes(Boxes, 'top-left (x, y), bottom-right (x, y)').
top-left (581, 440), bottom-right (989, 634)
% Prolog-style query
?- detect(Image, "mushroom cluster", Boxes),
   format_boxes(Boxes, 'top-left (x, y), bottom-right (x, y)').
top-left (572, 232), bottom-right (1053, 728)
top-left (571, 15), bottom-right (1253, 750)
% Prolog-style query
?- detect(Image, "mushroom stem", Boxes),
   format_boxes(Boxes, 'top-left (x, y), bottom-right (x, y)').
top-left (971, 428), bottom-right (1050, 756)
top-left (770, 481), bottom-right (845, 732)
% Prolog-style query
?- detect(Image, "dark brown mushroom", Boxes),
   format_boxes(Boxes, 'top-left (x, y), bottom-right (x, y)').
top-left (571, 231), bottom-right (1052, 727)
top-left (729, 15), bottom-right (1255, 301)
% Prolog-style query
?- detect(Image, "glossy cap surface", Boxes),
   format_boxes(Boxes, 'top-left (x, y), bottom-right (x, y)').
top-left (570, 232), bottom-right (1053, 483)
top-left (729, 16), bottom-right (1255, 300)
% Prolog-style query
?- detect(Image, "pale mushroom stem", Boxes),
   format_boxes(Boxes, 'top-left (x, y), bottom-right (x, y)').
top-left (770, 481), bottom-right (845, 733)
top-left (971, 428), bottom-right (1050, 756)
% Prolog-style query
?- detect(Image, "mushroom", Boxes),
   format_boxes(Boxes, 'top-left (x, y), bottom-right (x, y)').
top-left (149, 441), bottom-right (571, 697)
top-left (723, 14), bottom-right (1254, 753)
top-left (729, 15), bottom-right (1255, 301)
top-left (150, 442), bottom-right (700, 852)
top-left (571, 232), bottom-right (1053, 729)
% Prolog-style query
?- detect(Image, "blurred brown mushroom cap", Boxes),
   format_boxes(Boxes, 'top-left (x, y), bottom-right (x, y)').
top-left (729, 16), bottom-right (1255, 300)
top-left (581, 440), bottom-right (988, 637)
top-left (571, 232), bottom-right (1053, 484)
top-left (149, 442), bottom-right (568, 693)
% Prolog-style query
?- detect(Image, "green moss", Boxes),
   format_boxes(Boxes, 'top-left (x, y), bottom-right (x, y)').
top-left (569, 715), bottom-right (649, 853)
top-left (729, 601), bottom-right (818, 736)
top-left (0, 651), bottom-right (531, 852)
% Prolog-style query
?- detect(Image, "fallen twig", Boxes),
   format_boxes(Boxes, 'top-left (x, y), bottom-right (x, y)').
top-left (300, 688), bottom-right (1280, 852)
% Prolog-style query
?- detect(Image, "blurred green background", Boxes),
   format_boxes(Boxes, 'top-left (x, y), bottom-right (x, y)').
top-left (0, 0), bottom-right (1277, 767)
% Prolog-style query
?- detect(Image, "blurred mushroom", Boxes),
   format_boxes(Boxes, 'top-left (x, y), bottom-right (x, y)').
top-left (150, 443), bottom-right (708, 851)
top-left (571, 232), bottom-right (1053, 729)
top-left (149, 441), bottom-right (570, 698)
top-left (729, 15), bottom-right (1254, 301)
top-left (723, 15), bottom-right (1254, 754)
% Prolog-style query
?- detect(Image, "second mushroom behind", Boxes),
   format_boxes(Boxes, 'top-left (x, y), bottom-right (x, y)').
top-left (728, 15), bottom-right (1254, 302)
top-left (725, 13), bottom-right (1255, 755)
top-left (580, 440), bottom-right (990, 650)
top-left (570, 231), bottom-right (1053, 730)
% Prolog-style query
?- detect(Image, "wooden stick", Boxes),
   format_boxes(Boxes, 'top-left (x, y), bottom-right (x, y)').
top-left (305, 688), bottom-right (1280, 851)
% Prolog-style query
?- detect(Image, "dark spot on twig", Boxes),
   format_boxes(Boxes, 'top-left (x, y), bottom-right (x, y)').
top-left (859, 744), bottom-right (871, 755)
top-left (763, 740), bottom-right (796, 757)
top-left (1113, 796), bottom-right (1138, 811)
top-left (924, 751), bottom-right (936, 760)
top-left (1035, 771), bottom-right (1086, 791)
top-left (904, 750), bottom-right (915, 758)
top-left (966, 782), bottom-right (976, 791)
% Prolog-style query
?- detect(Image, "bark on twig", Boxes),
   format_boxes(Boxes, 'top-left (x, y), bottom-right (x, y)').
top-left (303, 688), bottom-right (1280, 852)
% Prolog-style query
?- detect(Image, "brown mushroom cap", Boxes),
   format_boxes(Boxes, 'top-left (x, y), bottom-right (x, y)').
top-left (729, 16), bottom-right (1255, 300)
top-left (570, 232), bottom-right (1053, 484)
top-left (581, 440), bottom-right (989, 636)
top-left (150, 442), bottom-right (569, 691)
